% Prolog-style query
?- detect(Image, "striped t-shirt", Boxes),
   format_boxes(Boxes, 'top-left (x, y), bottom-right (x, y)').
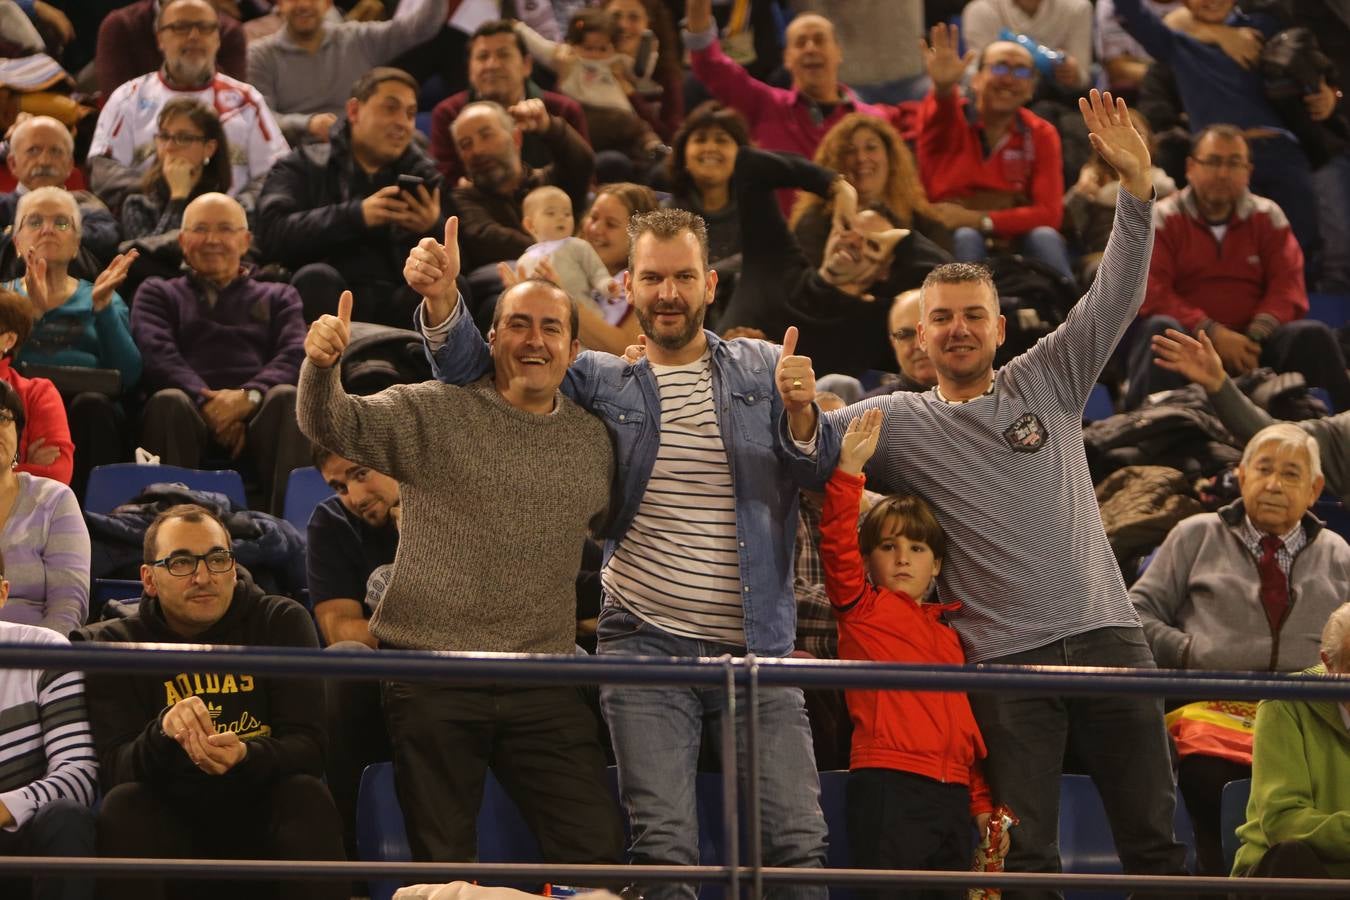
top-left (603, 352), bottom-right (746, 645)
top-left (0, 621), bottom-right (98, 830)
top-left (831, 188), bottom-right (1156, 662)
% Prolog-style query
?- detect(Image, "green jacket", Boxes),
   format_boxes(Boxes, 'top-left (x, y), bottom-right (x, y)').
top-left (1233, 665), bottom-right (1350, 876)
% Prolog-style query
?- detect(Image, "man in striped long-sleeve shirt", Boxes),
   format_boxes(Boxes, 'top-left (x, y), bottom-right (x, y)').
top-left (0, 553), bottom-right (98, 900)
top-left (786, 91), bottom-right (1191, 895)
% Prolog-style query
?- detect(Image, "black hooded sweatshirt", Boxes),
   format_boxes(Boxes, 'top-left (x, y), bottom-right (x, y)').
top-left (71, 576), bottom-right (324, 802)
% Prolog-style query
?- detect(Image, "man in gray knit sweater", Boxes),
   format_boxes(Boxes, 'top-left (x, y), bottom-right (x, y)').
top-left (295, 273), bottom-right (624, 865)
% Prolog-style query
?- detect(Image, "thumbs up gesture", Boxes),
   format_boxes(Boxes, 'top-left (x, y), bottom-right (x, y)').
top-left (404, 215), bottom-right (461, 326)
top-left (775, 326), bottom-right (815, 414)
top-left (305, 290), bottom-right (353, 369)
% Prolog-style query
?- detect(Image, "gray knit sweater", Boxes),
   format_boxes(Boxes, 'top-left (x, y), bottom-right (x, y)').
top-left (296, 361), bottom-right (613, 653)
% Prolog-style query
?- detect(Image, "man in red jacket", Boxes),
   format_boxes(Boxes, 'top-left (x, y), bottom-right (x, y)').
top-left (917, 23), bottom-right (1073, 279)
top-left (1125, 125), bottom-right (1350, 411)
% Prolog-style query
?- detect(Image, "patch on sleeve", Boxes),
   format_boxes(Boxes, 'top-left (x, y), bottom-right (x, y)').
top-left (1003, 413), bottom-right (1047, 453)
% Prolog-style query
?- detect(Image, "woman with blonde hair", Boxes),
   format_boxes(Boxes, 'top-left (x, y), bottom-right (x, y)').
top-left (790, 114), bottom-right (937, 265)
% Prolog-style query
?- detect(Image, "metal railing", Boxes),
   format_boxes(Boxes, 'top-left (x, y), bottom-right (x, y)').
top-left (0, 642), bottom-right (1347, 897)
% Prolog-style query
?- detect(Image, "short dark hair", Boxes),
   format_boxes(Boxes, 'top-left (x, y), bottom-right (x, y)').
top-left (311, 444), bottom-right (338, 473)
top-left (0, 379), bottom-right (24, 448)
top-left (627, 207), bottom-right (710, 271)
top-left (858, 493), bottom-right (948, 562)
top-left (143, 504), bottom-right (231, 565)
top-left (1191, 123), bottom-right (1248, 156)
top-left (919, 262), bottom-right (998, 314)
top-left (667, 101), bottom-right (750, 200)
top-left (350, 67), bottom-right (419, 103)
top-left (144, 98), bottom-right (232, 197)
top-left (566, 7), bottom-right (620, 45)
top-left (470, 18), bottom-right (529, 58)
top-left (491, 278), bottom-right (581, 342)
top-left (0, 288), bottom-right (34, 354)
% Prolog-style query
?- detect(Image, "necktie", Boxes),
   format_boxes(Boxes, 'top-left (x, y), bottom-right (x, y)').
top-left (1257, 535), bottom-right (1290, 631)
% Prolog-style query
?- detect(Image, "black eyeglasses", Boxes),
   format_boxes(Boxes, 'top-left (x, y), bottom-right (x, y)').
top-left (155, 131), bottom-right (208, 146)
top-left (158, 20), bottom-right (219, 36)
top-left (151, 549), bottom-right (234, 577)
top-left (890, 328), bottom-right (917, 342)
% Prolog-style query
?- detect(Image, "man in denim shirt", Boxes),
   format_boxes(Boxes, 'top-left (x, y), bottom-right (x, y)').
top-left (408, 209), bottom-right (832, 900)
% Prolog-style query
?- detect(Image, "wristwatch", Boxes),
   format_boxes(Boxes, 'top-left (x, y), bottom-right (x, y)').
top-left (245, 388), bottom-right (263, 409)
top-left (980, 215), bottom-right (995, 236)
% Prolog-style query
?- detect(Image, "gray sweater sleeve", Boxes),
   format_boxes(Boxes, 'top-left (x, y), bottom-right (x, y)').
top-left (1128, 522), bottom-right (1200, 668)
top-left (1212, 378), bottom-right (1350, 500)
top-left (296, 359), bottom-right (455, 486)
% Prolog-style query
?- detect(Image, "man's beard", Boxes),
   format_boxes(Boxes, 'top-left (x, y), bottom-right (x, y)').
top-left (468, 156), bottom-right (516, 195)
top-left (636, 300), bottom-right (705, 351)
top-left (164, 55), bottom-right (214, 88)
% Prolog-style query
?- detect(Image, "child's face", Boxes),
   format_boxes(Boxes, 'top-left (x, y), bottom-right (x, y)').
top-left (524, 196), bottom-right (575, 241)
top-left (866, 518), bottom-right (941, 601)
top-left (577, 32), bottom-right (615, 59)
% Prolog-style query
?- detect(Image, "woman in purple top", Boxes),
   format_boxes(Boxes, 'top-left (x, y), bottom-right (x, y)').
top-left (0, 380), bottom-right (89, 635)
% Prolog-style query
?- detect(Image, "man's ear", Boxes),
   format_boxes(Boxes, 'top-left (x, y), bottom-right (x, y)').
top-left (995, 313), bottom-right (1007, 347)
top-left (345, 97), bottom-right (361, 124)
top-left (140, 564), bottom-right (158, 598)
top-left (568, 337), bottom-right (581, 365)
top-left (704, 267), bottom-right (718, 306)
top-left (623, 269), bottom-right (634, 307)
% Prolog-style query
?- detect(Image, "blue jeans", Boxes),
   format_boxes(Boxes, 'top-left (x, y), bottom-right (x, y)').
top-left (0, 798), bottom-right (96, 900)
top-left (597, 606), bottom-right (828, 900)
top-left (966, 627), bottom-right (1188, 900)
top-left (951, 226), bottom-right (1075, 280)
top-left (1312, 153), bottom-right (1350, 293)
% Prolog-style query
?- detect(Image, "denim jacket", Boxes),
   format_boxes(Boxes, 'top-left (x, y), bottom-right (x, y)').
top-left (425, 299), bottom-right (838, 656)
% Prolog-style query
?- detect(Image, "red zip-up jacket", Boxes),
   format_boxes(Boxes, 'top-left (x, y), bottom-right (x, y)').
top-left (916, 87), bottom-right (1064, 238)
top-left (820, 469), bottom-right (992, 816)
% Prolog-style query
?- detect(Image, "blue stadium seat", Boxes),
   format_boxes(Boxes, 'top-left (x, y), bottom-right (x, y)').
top-left (1315, 498), bottom-right (1350, 541)
top-left (1084, 383), bottom-right (1115, 422)
top-left (89, 578), bottom-right (143, 622)
top-left (84, 463), bottom-right (248, 515)
top-left (1220, 778), bottom-right (1251, 875)
top-left (282, 466), bottom-right (331, 532)
top-left (1307, 293), bottom-right (1350, 328)
top-left (1059, 774), bottom-right (1196, 900)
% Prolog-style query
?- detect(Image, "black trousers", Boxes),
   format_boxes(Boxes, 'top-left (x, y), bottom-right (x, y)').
top-left (96, 776), bottom-right (346, 900)
top-left (1242, 840), bottom-right (1332, 900)
top-left (381, 681), bottom-right (625, 864)
top-left (138, 385), bottom-right (310, 515)
top-left (846, 768), bottom-right (975, 900)
top-left (1177, 754), bottom-right (1251, 877)
top-left (69, 391), bottom-right (127, 503)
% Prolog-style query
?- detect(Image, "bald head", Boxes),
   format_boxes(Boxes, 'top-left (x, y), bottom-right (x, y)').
top-left (783, 13), bottom-right (842, 102)
top-left (888, 289), bottom-right (935, 387)
top-left (180, 192), bottom-right (250, 285)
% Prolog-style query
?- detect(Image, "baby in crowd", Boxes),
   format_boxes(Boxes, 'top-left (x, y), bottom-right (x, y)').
top-left (821, 408), bottom-right (1008, 898)
top-left (516, 186), bottom-right (626, 325)
top-left (514, 9), bottom-right (665, 162)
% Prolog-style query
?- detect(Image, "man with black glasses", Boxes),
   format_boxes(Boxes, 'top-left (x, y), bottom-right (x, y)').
top-left (88, 0), bottom-right (289, 211)
top-left (74, 503), bottom-right (346, 900)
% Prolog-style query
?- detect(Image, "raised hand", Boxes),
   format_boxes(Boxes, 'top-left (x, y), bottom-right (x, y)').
top-left (1078, 90), bottom-right (1151, 200)
top-left (305, 290), bottom-right (353, 369)
top-left (776, 326), bottom-right (819, 441)
top-left (922, 23), bottom-right (975, 95)
top-left (507, 98), bottom-right (550, 134)
top-left (22, 248), bottom-right (47, 311)
top-left (838, 407), bottom-right (882, 476)
top-left (686, 0), bottom-right (713, 35)
top-left (831, 177), bottom-right (859, 235)
top-left (91, 250), bottom-right (138, 312)
top-left (1152, 328), bottom-right (1225, 394)
top-left (404, 217), bottom-right (461, 325)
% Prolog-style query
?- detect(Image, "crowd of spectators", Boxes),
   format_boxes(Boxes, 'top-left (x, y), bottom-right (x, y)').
top-left (0, 0), bottom-right (1348, 898)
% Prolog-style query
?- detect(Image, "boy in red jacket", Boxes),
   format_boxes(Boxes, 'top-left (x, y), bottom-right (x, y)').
top-left (821, 408), bottom-right (1006, 899)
